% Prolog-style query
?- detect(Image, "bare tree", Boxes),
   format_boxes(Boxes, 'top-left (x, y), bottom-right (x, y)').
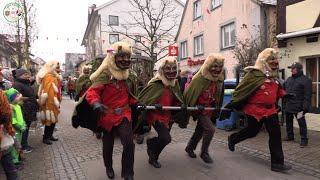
top-left (232, 24), bottom-right (276, 70)
top-left (10, 0), bottom-right (37, 68)
top-left (103, 0), bottom-right (180, 68)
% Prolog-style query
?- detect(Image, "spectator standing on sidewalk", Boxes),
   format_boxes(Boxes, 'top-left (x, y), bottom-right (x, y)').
top-left (0, 69), bottom-right (14, 90)
top-left (284, 62), bottom-right (312, 147)
top-left (13, 69), bottom-right (39, 153)
top-left (67, 77), bottom-right (76, 100)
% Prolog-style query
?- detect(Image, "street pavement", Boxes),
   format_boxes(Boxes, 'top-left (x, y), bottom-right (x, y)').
top-left (1, 97), bottom-right (320, 180)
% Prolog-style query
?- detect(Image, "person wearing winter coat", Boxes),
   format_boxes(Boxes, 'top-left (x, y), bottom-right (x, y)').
top-left (284, 62), bottom-right (312, 147)
top-left (13, 69), bottom-right (38, 153)
top-left (4, 88), bottom-right (26, 167)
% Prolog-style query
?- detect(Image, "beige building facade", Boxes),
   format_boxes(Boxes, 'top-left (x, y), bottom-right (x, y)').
top-left (175, 0), bottom-right (276, 78)
top-left (277, 0), bottom-right (320, 110)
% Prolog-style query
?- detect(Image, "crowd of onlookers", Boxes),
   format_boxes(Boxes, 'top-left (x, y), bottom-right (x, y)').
top-left (0, 67), bottom-right (39, 180)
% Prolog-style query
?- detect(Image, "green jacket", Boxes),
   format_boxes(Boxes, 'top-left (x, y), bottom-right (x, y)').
top-left (183, 74), bottom-right (224, 126)
top-left (184, 75), bottom-right (224, 108)
top-left (138, 77), bottom-right (183, 105)
top-left (75, 74), bottom-right (92, 97)
top-left (224, 69), bottom-right (266, 111)
top-left (137, 77), bottom-right (185, 128)
top-left (11, 104), bottom-right (26, 132)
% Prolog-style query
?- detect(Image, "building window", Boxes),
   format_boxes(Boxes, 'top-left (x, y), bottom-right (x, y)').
top-left (180, 41), bottom-right (188, 59)
top-left (221, 22), bottom-right (235, 49)
top-left (135, 35), bottom-right (141, 43)
top-left (194, 35), bottom-right (203, 56)
top-left (109, 34), bottom-right (119, 44)
top-left (211, 0), bottom-right (222, 10)
top-left (109, 15), bottom-right (119, 26)
top-left (193, 0), bottom-right (202, 20)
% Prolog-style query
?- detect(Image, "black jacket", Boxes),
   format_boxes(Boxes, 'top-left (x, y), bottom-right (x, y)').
top-left (284, 72), bottom-right (312, 113)
top-left (13, 78), bottom-right (39, 122)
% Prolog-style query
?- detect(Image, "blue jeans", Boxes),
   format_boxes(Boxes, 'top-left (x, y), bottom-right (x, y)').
top-left (1, 151), bottom-right (19, 180)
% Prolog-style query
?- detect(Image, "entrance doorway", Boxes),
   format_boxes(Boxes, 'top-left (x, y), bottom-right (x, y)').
top-left (306, 57), bottom-right (320, 110)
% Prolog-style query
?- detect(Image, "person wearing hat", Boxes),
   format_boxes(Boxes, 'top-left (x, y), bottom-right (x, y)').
top-left (13, 69), bottom-right (39, 153)
top-left (5, 88), bottom-right (26, 165)
top-left (284, 62), bottom-right (312, 147)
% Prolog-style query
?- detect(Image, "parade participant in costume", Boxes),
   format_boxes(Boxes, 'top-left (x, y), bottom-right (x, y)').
top-left (36, 60), bottom-right (62, 145)
top-left (5, 88), bottom-right (25, 165)
top-left (0, 89), bottom-right (19, 180)
top-left (225, 48), bottom-right (292, 172)
top-left (184, 53), bottom-right (225, 164)
top-left (138, 56), bottom-right (183, 168)
top-left (75, 65), bottom-right (92, 101)
top-left (76, 42), bottom-right (137, 180)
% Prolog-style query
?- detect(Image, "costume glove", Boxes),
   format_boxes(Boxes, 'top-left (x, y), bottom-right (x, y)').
top-left (197, 105), bottom-right (205, 111)
top-left (92, 102), bottom-right (107, 115)
top-left (136, 103), bottom-right (146, 110)
top-left (154, 104), bottom-right (162, 110)
top-left (181, 104), bottom-right (187, 111)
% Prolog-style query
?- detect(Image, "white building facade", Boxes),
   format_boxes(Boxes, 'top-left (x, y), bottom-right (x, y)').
top-left (82, 0), bottom-right (184, 62)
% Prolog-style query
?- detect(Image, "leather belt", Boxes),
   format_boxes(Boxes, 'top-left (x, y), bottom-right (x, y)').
top-left (249, 103), bottom-right (274, 109)
top-left (107, 105), bottom-right (130, 115)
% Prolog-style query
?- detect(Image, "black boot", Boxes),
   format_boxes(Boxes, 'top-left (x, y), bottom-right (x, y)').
top-left (147, 140), bottom-right (161, 168)
top-left (300, 139), bottom-right (308, 148)
top-left (124, 176), bottom-right (134, 180)
top-left (185, 146), bottom-right (196, 158)
top-left (49, 136), bottom-right (59, 141)
top-left (200, 152), bottom-right (213, 164)
top-left (106, 168), bottom-right (114, 179)
top-left (228, 136), bottom-right (235, 152)
top-left (43, 138), bottom-right (52, 145)
top-left (271, 164), bottom-right (292, 172)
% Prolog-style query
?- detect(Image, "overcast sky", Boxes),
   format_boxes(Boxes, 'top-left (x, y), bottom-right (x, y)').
top-left (0, 0), bottom-right (185, 64)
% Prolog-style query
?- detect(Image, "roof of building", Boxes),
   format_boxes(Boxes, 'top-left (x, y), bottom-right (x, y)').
top-left (95, 0), bottom-right (184, 11)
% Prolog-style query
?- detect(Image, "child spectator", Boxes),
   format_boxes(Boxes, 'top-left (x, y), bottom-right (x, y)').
top-left (5, 88), bottom-right (26, 166)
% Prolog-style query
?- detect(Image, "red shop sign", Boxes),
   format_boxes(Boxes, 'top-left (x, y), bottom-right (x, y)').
top-left (168, 45), bottom-right (178, 56)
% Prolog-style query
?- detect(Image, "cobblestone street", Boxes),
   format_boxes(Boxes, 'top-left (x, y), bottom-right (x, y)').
top-left (1, 97), bottom-right (320, 180)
